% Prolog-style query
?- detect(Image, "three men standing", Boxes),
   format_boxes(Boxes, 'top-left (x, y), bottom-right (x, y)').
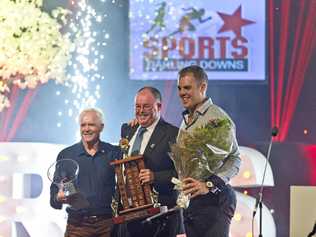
top-left (50, 65), bottom-right (240, 237)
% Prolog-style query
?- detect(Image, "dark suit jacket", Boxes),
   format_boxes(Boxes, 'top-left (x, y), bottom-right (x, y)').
top-left (121, 118), bottom-right (179, 207)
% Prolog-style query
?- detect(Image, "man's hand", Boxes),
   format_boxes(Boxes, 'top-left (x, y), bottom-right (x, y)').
top-left (56, 189), bottom-right (67, 203)
top-left (139, 169), bottom-right (154, 184)
top-left (128, 118), bottom-right (138, 127)
top-left (182, 177), bottom-right (209, 199)
top-left (56, 188), bottom-right (70, 204)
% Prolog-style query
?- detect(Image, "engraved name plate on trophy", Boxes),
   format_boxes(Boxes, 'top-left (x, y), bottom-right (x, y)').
top-left (110, 139), bottom-right (160, 224)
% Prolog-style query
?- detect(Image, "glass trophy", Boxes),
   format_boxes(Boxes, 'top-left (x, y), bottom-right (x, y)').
top-left (48, 159), bottom-right (89, 209)
top-left (47, 159), bottom-right (79, 197)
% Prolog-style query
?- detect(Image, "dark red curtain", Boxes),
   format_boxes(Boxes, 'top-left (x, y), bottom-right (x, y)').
top-left (269, 0), bottom-right (316, 141)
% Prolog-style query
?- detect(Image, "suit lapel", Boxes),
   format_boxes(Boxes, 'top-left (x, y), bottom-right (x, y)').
top-left (144, 119), bottom-right (166, 155)
top-left (123, 125), bottom-right (138, 142)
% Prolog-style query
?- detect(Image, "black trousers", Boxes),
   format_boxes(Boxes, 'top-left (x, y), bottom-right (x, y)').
top-left (125, 209), bottom-right (184, 237)
top-left (183, 185), bottom-right (237, 237)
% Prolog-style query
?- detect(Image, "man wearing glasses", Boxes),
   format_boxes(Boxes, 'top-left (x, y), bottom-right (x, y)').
top-left (120, 86), bottom-right (183, 237)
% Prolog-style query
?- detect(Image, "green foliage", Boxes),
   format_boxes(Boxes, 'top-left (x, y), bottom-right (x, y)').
top-left (170, 118), bottom-right (233, 180)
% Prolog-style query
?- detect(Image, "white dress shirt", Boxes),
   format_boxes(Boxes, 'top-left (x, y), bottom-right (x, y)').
top-left (128, 117), bottom-right (160, 155)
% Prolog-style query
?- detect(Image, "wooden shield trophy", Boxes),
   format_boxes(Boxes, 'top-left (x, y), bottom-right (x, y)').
top-left (110, 138), bottom-right (160, 224)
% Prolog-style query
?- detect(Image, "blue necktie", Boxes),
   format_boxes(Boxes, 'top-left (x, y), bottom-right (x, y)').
top-left (130, 127), bottom-right (147, 156)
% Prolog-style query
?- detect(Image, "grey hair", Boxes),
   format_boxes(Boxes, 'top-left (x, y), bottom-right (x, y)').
top-left (137, 86), bottom-right (162, 103)
top-left (79, 108), bottom-right (104, 125)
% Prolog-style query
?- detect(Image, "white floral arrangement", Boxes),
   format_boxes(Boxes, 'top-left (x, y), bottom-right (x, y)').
top-left (169, 118), bottom-right (233, 209)
top-left (171, 177), bottom-right (190, 208)
top-left (0, 0), bottom-right (75, 111)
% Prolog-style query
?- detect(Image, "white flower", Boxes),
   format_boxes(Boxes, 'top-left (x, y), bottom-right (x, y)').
top-left (0, 0), bottom-right (75, 111)
top-left (171, 177), bottom-right (190, 209)
top-left (176, 191), bottom-right (190, 209)
top-left (0, 94), bottom-right (10, 111)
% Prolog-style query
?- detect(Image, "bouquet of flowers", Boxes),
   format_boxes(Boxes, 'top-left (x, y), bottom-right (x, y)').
top-left (169, 118), bottom-right (234, 208)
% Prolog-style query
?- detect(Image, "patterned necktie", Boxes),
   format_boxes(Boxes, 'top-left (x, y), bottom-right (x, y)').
top-left (130, 127), bottom-right (147, 156)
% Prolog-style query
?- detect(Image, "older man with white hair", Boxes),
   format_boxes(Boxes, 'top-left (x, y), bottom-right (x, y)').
top-left (50, 108), bottom-right (121, 237)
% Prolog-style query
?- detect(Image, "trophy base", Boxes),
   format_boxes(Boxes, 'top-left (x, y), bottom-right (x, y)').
top-left (112, 205), bottom-right (160, 224)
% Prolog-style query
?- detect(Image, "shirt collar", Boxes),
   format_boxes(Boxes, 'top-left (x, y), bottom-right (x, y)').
top-left (182, 97), bottom-right (213, 117)
top-left (77, 140), bottom-right (106, 156)
top-left (139, 116), bottom-right (160, 133)
top-left (196, 97), bottom-right (213, 114)
top-left (77, 142), bottom-right (87, 156)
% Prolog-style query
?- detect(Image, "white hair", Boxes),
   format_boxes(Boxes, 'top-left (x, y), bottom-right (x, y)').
top-left (79, 108), bottom-right (104, 125)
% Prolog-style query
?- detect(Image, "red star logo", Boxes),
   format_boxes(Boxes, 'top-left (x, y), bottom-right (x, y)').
top-left (217, 5), bottom-right (255, 37)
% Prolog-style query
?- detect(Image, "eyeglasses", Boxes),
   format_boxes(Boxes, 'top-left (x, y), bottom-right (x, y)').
top-left (135, 104), bottom-right (154, 112)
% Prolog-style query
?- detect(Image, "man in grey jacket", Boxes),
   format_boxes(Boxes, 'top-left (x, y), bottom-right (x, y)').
top-left (177, 65), bottom-right (241, 237)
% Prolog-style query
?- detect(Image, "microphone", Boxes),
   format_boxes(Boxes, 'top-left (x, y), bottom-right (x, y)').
top-left (142, 206), bottom-right (180, 224)
top-left (271, 126), bottom-right (278, 137)
top-left (253, 195), bottom-right (260, 217)
top-left (252, 126), bottom-right (278, 217)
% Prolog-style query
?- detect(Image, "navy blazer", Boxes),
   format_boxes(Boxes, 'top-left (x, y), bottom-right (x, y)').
top-left (121, 118), bottom-right (179, 207)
